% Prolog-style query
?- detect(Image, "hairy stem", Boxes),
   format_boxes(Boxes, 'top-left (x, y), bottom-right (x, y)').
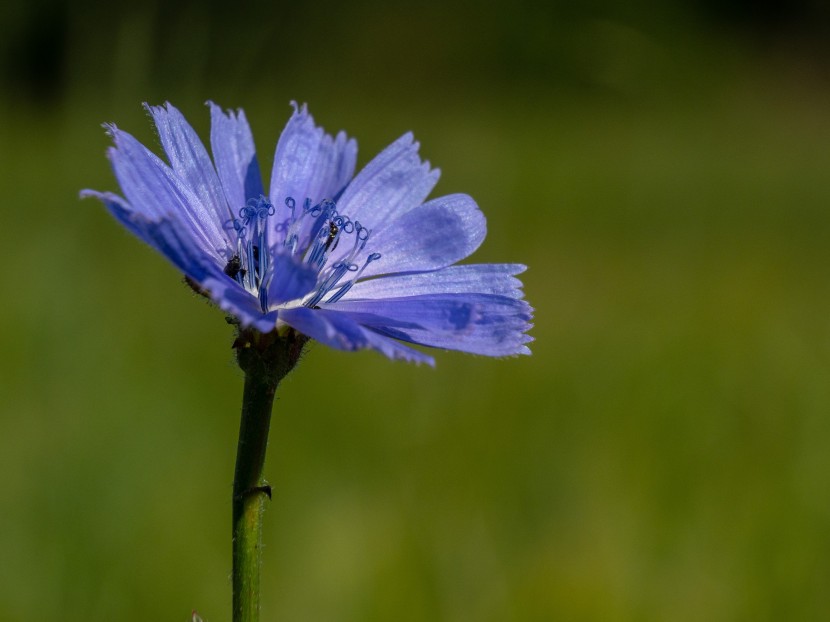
top-left (232, 328), bottom-right (306, 622)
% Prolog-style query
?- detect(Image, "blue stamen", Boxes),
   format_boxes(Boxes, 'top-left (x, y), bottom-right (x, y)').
top-left (228, 195), bottom-right (274, 312)
top-left (303, 261), bottom-right (352, 308)
top-left (269, 195), bottom-right (384, 310)
top-left (325, 252), bottom-right (381, 303)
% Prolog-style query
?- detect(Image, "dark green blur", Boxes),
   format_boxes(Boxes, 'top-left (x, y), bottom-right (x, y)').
top-left (2, 1), bottom-right (830, 620)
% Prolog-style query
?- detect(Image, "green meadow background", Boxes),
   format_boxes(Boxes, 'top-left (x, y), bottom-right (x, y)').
top-left (3, 1), bottom-right (830, 620)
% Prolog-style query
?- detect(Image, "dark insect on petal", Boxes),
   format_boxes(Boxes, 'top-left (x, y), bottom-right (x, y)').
top-left (224, 254), bottom-right (245, 280)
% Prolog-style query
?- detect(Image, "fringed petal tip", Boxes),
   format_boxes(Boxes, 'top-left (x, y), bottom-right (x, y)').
top-left (205, 100), bottom-right (242, 119)
top-left (102, 124), bottom-right (134, 151)
top-left (79, 188), bottom-right (103, 201)
top-left (288, 100), bottom-right (310, 118)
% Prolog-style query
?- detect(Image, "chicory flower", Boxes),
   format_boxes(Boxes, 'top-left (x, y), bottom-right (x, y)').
top-left (83, 103), bottom-right (533, 365)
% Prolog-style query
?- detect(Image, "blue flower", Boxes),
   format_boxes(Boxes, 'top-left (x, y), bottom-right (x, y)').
top-left (83, 102), bottom-right (533, 365)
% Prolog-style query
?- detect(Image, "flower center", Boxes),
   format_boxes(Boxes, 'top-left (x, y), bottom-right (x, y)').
top-left (225, 195), bottom-right (382, 313)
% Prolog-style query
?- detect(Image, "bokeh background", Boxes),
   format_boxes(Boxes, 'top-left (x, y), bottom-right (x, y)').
top-left (3, 0), bottom-right (830, 620)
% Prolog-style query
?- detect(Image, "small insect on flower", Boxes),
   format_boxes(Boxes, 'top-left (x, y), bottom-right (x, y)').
top-left (82, 101), bottom-right (533, 365)
top-left (325, 219), bottom-right (339, 252)
top-left (223, 254), bottom-right (244, 280)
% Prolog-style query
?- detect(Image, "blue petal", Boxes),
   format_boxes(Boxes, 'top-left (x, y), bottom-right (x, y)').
top-left (277, 306), bottom-right (364, 350)
top-left (84, 189), bottom-right (277, 331)
top-left (359, 325), bottom-right (436, 366)
top-left (279, 307), bottom-right (435, 365)
top-left (82, 190), bottom-right (200, 274)
top-left (325, 294), bottom-right (533, 357)
top-left (347, 264), bottom-right (527, 300)
top-left (336, 132), bottom-right (440, 229)
top-left (267, 252), bottom-right (318, 305)
top-left (305, 129), bottom-right (357, 206)
top-left (81, 190), bottom-right (149, 244)
top-left (208, 102), bottom-right (265, 214)
top-left (84, 189), bottom-right (276, 330)
top-left (105, 126), bottom-right (229, 262)
top-left (139, 218), bottom-right (219, 282)
top-left (269, 103), bottom-right (356, 214)
top-left (146, 103), bottom-right (233, 230)
top-left (349, 193), bottom-right (486, 279)
top-left (201, 275), bottom-right (279, 332)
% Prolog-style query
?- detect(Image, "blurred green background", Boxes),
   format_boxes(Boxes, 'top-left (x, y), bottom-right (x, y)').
top-left (3, 0), bottom-right (830, 620)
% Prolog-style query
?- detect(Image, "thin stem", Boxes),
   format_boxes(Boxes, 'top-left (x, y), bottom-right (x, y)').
top-left (232, 328), bottom-right (306, 622)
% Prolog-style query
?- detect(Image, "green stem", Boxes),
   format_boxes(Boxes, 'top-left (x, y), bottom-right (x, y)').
top-left (232, 328), bottom-right (306, 622)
